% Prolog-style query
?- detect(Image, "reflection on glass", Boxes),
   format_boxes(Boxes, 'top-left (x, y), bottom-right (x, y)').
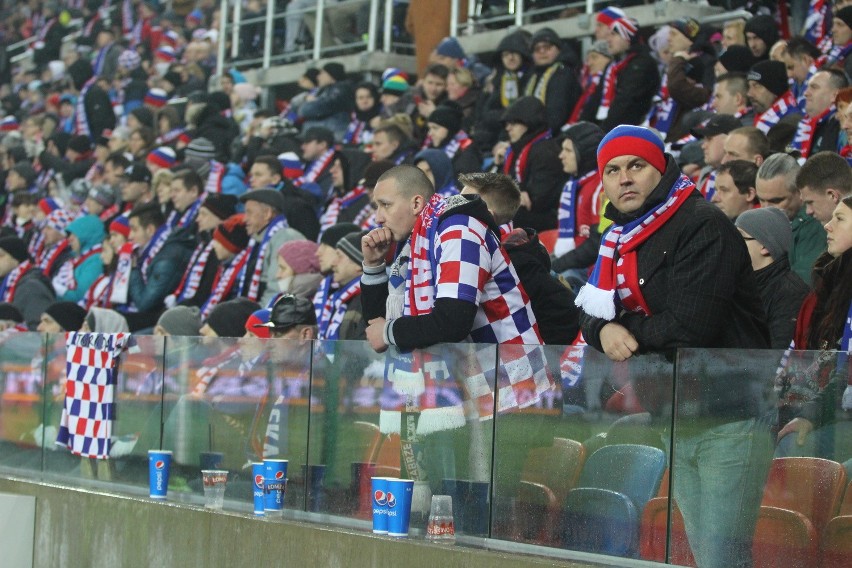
top-left (0, 332), bottom-right (47, 471)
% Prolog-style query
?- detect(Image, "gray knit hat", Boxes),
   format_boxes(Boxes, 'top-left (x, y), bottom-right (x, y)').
top-left (336, 231), bottom-right (367, 265)
top-left (156, 306), bottom-right (202, 336)
top-left (735, 207), bottom-right (792, 261)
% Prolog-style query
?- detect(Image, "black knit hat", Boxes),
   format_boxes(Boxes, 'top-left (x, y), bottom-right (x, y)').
top-left (68, 134), bottom-right (92, 154)
top-left (212, 214), bottom-right (250, 254)
top-left (130, 107), bottom-right (154, 129)
top-left (427, 102), bottom-right (463, 135)
top-left (320, 222), bottom-right (359, 247)
top-left (530, 27), bottom-right (561, 49)
top-left (362, 160), bottom-right (395, 189)
top-left (748, 60), bottom-right (789, 97)
top-left (718, 45), bottom-right (758, 74)
top-left (44, 301), bottom-right (87, 332)
top-left (49, 131), bottom-right (71, 156)
top-left (502, 96), bottom-right (547, 131)
top-left (0, 236), bottom-right (29, 263)
top-left (0, 302), bottom-right (22, 323)
top-left (322, 62), bottom-right (347, 82)
top-left (744, 15), bottom-right (780, 53)
top-left (670, 17), bottom-right (700, 41)
top-left (336, 230), bottom-right (368, 265)
top-left (837, 6), bottom-right (852, 29)
top-left (11, 163), bottom-right (37, 187)
top-left (206, 298), bottom-right (260, 338)
top-left (202, 193), bottom-right (238, 220)
top-left (562, 121), bottom-right (605, 176)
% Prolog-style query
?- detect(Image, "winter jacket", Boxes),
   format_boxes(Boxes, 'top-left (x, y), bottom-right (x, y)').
top-left (60, 215), bottom-right (105, 303)
top-left (83, 85), bottom-right (117, 143)
top-left (220, 162), bottom-right (248, 198)
top-left (129, 226), bottom-right (196, 314)
top-left (580, 157), bottom-right (770, 354)
top-left (580, 44), bottom-right (660, 132)
top-left (12, 268), bottom-right (55, 331)
top-left (665, 56), bottom-right (714, 142)
top-left (299, 81), bottom-right (355, 141)
top-left (280, 181), bottom-right (321, 242)
top-left (194, 110), bottom-right (240, 162)
top-left (752, 256), bottom-right (810, 349)
top-left (525, 61), bottom-right (581, 133)
top-left (503, 227), bottom-right (579, 345)
top-left (790, 206), bottom-right (826, 285)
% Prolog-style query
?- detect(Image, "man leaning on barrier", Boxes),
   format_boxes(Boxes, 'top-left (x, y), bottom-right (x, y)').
top-left (575, 125), bottom-right (771, 568)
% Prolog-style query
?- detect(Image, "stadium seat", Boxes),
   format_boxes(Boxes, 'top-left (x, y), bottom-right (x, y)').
top-left (639, 496), bottom-right (697, 566)
top-left (820, 481), bottom-right (852, 568)
top-left (752, 506), bottom-right (817, 568)
top-left (537, 229), bottom-right (558, 254)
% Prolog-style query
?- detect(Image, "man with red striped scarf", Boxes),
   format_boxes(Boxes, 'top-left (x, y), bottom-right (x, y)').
top-left (0, 237), bottom-right (55, 330)
top-left (576, 125), bottom-right (769, 568)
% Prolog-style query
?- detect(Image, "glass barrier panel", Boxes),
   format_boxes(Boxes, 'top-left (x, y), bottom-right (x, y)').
top-left (491, 343), bottom-right (674, 560)
top-left (42, 333), bottom-right (165, 490)
top-left (308, 340), bottom-right (497, 535)
top-left (0, 332), bottom-right (48, 473)
top-left (162, 335), bottom-right (311, 512)
top-left (671, 348), bottom-right (852, 568)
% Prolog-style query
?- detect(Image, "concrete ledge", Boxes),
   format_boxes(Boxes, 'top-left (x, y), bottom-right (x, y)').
top-left (0, 477), bottom-right (651, 568)
top-left (245, 53), bottom-right (417, 88)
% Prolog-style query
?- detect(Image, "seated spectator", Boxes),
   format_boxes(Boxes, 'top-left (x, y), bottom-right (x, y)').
top-left (711, 160), bottom-right (759, 221)
top-left (119, 163), bottom-right (155, 213)
top-left (0, 236), bottom-right (53, 330)
top-left (422, 102), bottom-right (480, 176)
top-left (35, 209), bottom-right (75, 280)
top-left (249, 155), bottom-right (319, 241)
top-left (343, 82), bottom-right (380, 148)
top-left (570, 40), bottom-right (612, 125)
top-left (379, 73), bottom-right (415, 122)
top-left (723, 126), bottom-right (769, 165)
top-left (445, 67), bottom-right (480, 133)
top-left (166, 169), bottom-right (204, 230)
top-left (146, 146), bottom-right (177, 176)
top-left (748, 60), bottom-right (802, 142)
top-left (721, 18), bottom-right (747, 50)
top-left (823, 6), bottom-right (852, 78)
top-left (295, 126), bottom-right (337, 208)
top-left (524, 27), bottom-right (580, 133)
top-left (735, 207), bottom-right (810, 349)
top-left (202, 214), bottom-right (250, 319)
top-left (298, 62), bottom-right (353, 142)
top-left (783, 37), bottom-right (822, 111)
top-left (414, 149), bottom-right (457, 198)
top-left (154, 305), bottom-right (202, 337)
top-left (745, 15), bottom-right (779, 61)
top-left (476, 32), bottom-right (531, 152)
top-left (81, 307), bottom-right (129, 333)
top-left (318, 231), bottom-right (367, 340)
top-left (796, 151), bottom-right (852, 224)
top-left (200, 297), bottom-right (260, 338)
top-left (459, 172), bottom-right (579, 345)
top-left (276, 240), bottom-right (322, 300)
top-left (152, 169), bottom-right (175, 217)
top-left (0, 303), bottom-right (25, 332)
top-left (411, 63), bottom-right (449, 143)
top-left (756, 153), bottom-right (826, 283)
top-left (253, 293), bottom-right (318, 340)
top-left (501, 96), bottom-right (567, 232)
top-left (790, 69), bottom-right (847, 159)
top-left (712, 73), bottom-right (754, 126)
top-left (371, 121), bottom-right (417, 165)
top-left (319, 153), bottom-right (372, 233)
top-left (55, 215), bottom-right (105, 304)
top-left (312, 222), bottom-right (359, 323)
top-left (693, 114), bottom-right (742, 199)
top-left (37, 301), bottom-right (87, 334)
top-left (10, 191), bottom-right (38, 243)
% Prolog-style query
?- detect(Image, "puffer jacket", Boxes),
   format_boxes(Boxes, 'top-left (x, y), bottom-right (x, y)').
top-left (60, 215), bottom-right (105, 303)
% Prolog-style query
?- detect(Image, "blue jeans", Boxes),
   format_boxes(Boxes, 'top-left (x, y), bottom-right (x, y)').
top-left (669, 419), bottom-right (773, 568)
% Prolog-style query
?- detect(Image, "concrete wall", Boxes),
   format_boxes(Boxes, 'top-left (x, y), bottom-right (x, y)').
top-left (0, 477), bottom-right (649, 568)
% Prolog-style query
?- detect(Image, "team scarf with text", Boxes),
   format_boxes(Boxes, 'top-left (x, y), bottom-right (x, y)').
top-left (156, 127), bottom-right (187, 147)
top-left (754, 91), bottom-right (799, 134)
top-left (0, 261), bottom-right (32, 302)
top-left (525, 62), bottom-right (563, 105)
top-left (138, 225), bottom-right (171, 283)
top-left (318, 277), bottom-right (361, 340)
top-left (175, 241), bottom-right (214, 303)
top-left (167, 196), bottom-right (204, 230)
top-left (312, 274), bottom-right (336, 324)
top-left (500, 70), bottom-right (524, 109)
top-left (342, 113), bottom-right (373, 145)
top-left (38, 240), bottom-right (71, 276)
top-left (238, 216), bottom-right (288, 302)
top-left (597, 54), bottom-right (636, 121)
top-left (201, 248), bottom-right (251, 319)
top-left (295, 149), bottom-right (335, 187)
top-left (821, 41), bottom-right (852, 68)
top-left (204, 161), bottom-right (225, 194)
top-left (110, 242), bottom-right (134, 305)
top-left (319, 186), bottom-right (368, 234)
top-left (804, 0), bottom-right (832, 54)
top-left (503, 130), bottom-right (551, 184)
top-left (121, 0), bottom-right (134, 36)
top-left (555, 171), bottom-right (598, 257)
top-left (791, 106), bottom-right (834, 159)
top-left (575, 174), bottom-right (695, 320)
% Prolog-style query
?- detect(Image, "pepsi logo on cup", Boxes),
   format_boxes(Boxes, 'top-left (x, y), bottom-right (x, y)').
top-left (374, 490), bottom-right (387, 506)
top-left (155, 460), bottom-right (165, 470)
top-left (275, 470), bottom-right (285, 480)
top-left (254, 474), bottom-right (264, 488)
top-left (387, 492), bottom-right (396, 508)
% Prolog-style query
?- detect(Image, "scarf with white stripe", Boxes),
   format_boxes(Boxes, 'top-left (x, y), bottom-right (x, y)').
top-left (238, 216), bottom-right (288, 302)
top-left (318, 277), bottom-right (361, 340)
top-left (555, 171), bottom-right (597, 257)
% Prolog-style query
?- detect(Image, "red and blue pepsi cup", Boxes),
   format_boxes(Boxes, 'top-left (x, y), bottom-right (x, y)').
top-left (264, 459), bottom-right (288, 516)
top-left (252, 462), bottom-right (265, 516)
top-left (371, 477), bottom-right (393, 534)
top-left (386, 479), bottom-right (414, 537)
top-left (148, 450), bottom-right (172, 499)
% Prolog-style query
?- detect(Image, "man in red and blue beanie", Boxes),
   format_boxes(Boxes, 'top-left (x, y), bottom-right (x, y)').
top-left (577, 123), bottom-right (771, 568)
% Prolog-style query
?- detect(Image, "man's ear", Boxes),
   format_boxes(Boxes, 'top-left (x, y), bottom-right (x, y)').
top-left (827, 188), bottom-right (841, 205)
top-left (760, 246), bottom-right (772, 258)
top-left (746, 186), bottom-right (757, 202)
top-left (411, 193), bottom-right (427, 215)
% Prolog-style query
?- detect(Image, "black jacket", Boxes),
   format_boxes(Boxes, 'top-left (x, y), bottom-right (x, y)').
top-left (503, 227), bottom-right (579, 345)
top-left (280, 180), bottom-right (321, 242)
top-left (580, 157), bottom-right (769, 353)
top-left (509, 128), bottom-right (567, 232)
top-left (580, 44), bottom-right (660, 132)
top-left (753, 257), bottom-right (810, 350)
top-left (525, 62), bottom-right (581, 133)
top-left (84, 85), bottom-right (117, 143)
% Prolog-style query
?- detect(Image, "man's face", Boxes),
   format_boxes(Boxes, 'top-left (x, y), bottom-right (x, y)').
top-left (6, 171), bottom-right (24, 191)
top-left (747, 81), bottom-right (777, 114)
top-left (600, 155), bottom-right (664, 215)
top-left (722, 133), bottom-right (760, 164)
top-left (243, 200), bottom-right (273, 236)
top-left (559, 138), bottom-right (578, 175)
top-left (170, 179), bottom-right (198, 213)
top-left (249, 162), bottom-right (280, 190)
top-left (427, 123), bottom-right (449, 147)
top-left (37, 313), bottom-right (63, 333)
top-left (505, 121), bottom-right (528, 144)
top-left (128, 217), bottom-right (154, 247)
top-left (746, 32), bottom-right (768, 58)
top-left (355, 87), bottom-right (375, 111)
top-left (301, 139), bottom-right (327, 162)
top-left (607, 29), bottom-right (631, 57)
top-left (710, 171), bottom-right (755, 220)
top-left (712, 81), bottom-right (742, 115)
top-left (532, 41), bottom-right (559, 66)
top-left (756, 175), bottom-right (802, 220)
top-left (701, 132), bottom-right (728, 168)
top-left (372, 179), bottom-right (420, 241)
top-left (668, 27), bottom-right (692, 54)
top-left (832, 18), bottom-right (852, 46)
top-left (196, 207), bottom-right (221, 233)
top-left (422, 73), bottom-right (447, 100)
top-left (800, 185), bottom-right (842, 224)
top-left (121, 180), bottom-right (149, 203)
top-left (316, 243), bottom-right (338, 274)
top-left (371, 131), bottom-right (398, 161)
top-left (43, 226), bottom-right (64, 247)
top-left (501, 51), bottom-right (523, 72)
top-left (722, 25), bottom-right (742, 49)
top-left (330, 158), bottom-right (345, 188)
top-left (331, 250), bottom-right (362, 285)
top-left (804, 71), bottom-right (837, 117)
top-left (738, 227), bottom-right (772, 270)
top-left (0, 249), bottom-right (18, 277)
top-left (785, 54), bottom-right (813, 84)
top-left (316, 69), bottom-right (334, 87)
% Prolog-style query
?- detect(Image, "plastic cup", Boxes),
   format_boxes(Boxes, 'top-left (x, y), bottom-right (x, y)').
top-left (264, 459), bottom-right (288, 517)
top-left (148, 450), bottom-right (172, 499)
top-left (201, 469), bottom-right (228, 509)
top-left (371, 477), bottom-right (393, 534)
top-left (386, 479), bottom-right (414, 537)
top-left (426, 495), bottom-right (455, 542)
top-left (252, 462), bottom-right (265, 516)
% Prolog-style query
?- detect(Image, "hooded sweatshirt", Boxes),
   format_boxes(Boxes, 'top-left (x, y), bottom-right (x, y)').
top-left (60, 215), bottom-right (105, 303)
top-left (414, 149), bottom-right (457, 197)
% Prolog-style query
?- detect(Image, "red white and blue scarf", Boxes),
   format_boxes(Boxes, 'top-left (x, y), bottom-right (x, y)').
top-left (139, 225), bottom-right (171, 283)
top-left (167, 196), bottom-right (204, 230)
top-left (319, 186), bottom-right (368, 234)
top-left (204, 161), bottom-right (225, 194)
top-left (503, 130), bottom-right (550, 184)
top-left (295, 149), bottom-right (335, 187)
top-left (56, 332), bottom-right (130, 459)
top-left (576, 174), bottom-right (695, 320)
top-left (238, 216), bottom-right (288, 302)
top-left (342, 113), bottom-right (373, 146)
top-left (202, 248), bottom-right (250, 318)
top-left (75, 77), bottom-right (98, 137)
top-left (597, 54), bottom-right (636, 121)
top-left (0, 261), bottom-right (32, 302)
top-left (317, 277), bottom-right (361, 340)
top-left (175, 241), bottom-right (214, 303)
top-left (791, 106), bottom-right (834, 159)
top-left (700, 170), bottom-right (716, 201)
top-left (555, 171), bottom-right (597, 257)
top-left (805, 0), bottom-right (833, 54)
top-left (648, 73), bottom-right (679, 138)
top-left (754, 91), bottom-right (799, 134)
top-left (312, 274), bottom-right (336, 324)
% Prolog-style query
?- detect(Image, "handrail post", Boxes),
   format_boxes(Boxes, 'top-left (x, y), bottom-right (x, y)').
top-left (230, 0), bottom-right (241, 60)
top-left (367, 0), bottom-right (379, 52)
top-left (216, 0), bottom-right (227, 78)
top-left (515, 0), bottom-right (524, 27)
top-left (383, 0), bottom-right (393, 53)
top-left (467, 0), bottom-right (476, 35)
top-left (450, 0), bottom-right (459, 37)
top-left (313, 0), bottom-right (326, 62)
top-left (263, 0), bottom-right (275, 69)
